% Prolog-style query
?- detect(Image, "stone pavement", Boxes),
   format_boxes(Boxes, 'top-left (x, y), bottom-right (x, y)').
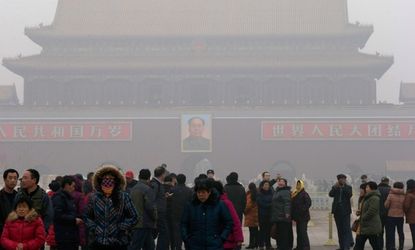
top-left (240, 210), bottom-right (414, 249)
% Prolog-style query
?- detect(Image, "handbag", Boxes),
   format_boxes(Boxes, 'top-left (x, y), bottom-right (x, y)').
top-left (351, 218), bottom-right (360, 232)
top-left (270, 223), bottom-right (278, 239)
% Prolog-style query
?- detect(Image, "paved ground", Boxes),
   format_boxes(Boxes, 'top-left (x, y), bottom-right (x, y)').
top-left (239, 210), bottom-right (414, 249)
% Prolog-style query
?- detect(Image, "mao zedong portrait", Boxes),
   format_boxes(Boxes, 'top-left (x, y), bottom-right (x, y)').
top-left (182, 117), bottom-right (211, 152)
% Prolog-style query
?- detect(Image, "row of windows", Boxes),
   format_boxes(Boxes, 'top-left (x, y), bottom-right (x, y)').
top-left (25, 81), bottom-right (375, 106)
top-left (26, 97), bottom-right (376, 106)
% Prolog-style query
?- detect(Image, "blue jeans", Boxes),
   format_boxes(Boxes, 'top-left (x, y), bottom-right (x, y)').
top-left (129, 228), bottom-right (155, 250)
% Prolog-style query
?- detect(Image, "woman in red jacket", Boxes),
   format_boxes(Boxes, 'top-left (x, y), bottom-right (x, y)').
top-left (404, 179), bottom-right (415, 250)
top-left (0, 197), bottom-right (46, 250)
top-left (212, 180), bottom-right (244, 250)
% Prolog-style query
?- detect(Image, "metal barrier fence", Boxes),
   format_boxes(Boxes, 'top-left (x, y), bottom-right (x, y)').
top-left (309, 192), bottom-right (333, 210)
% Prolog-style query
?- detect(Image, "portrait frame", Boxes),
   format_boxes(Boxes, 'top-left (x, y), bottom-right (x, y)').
top-left (181, 114), bottom-right (212, 152)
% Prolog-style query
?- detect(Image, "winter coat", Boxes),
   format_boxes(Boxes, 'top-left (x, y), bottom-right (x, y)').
top-left (170, 184), bottom-right (193, 222)
top-left (126, 179), bottom-right (138, 193)
top-left (271, 186), bottom-right (292, 223)
top-left (359, 190), bottom-right (382, 235)
top-left (45, 191), bottom-right (57, 247)
top-left (129, 180), bottom-right (157, 229)
top-left (378, 183), bottom-right (391, 218)
top-left (219, 193), bottom-right (244, 249)
top-left (256, 189), bottom-right (273, 224)
top-left (384, 188), bottom-right (405, 218)
top-left (150, 177), bottom-right (167, 214)
top-left (328, 184), bottom-right (353, 215)
top-left (291, 189), bottom-right (312, 222)
top-left (71, 189), bottom-right (86, 246)
top-left (0, 189), bottom-right (17, 236)
top-left (72, 177), bottom-right (86, 217)
top-left (181, 191), bottom-right (233, 250)
top-left (0, 209), bottom-right (46, 250)
top-left (85, 164), bottom-right (139, 246)
top-left (82, 180), bottom-right (93, 195)
top-left (244, 191), bottom-right (258, 227)
top-left (45, 225), bottom-right (56, 247)
top-left (403, 189), bottom-right (415, 224)
top-left (224, 182), bottom-right (246, 221)
top-left (164, 183), bottom-right (174, 222)
top-left (14, 186), bottom-right (53, 230)
top-left (51, 189), bottom-right (79, 245)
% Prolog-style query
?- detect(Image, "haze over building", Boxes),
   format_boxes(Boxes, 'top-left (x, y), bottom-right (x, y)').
top-left (0, 0), bottom-right (414, 181)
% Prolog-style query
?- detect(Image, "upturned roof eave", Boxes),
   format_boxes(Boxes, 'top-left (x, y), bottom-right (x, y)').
top-left (24, 25), bottom-right (373, 44)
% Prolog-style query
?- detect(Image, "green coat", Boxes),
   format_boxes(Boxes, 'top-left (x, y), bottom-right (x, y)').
top-left (359, 190), bottom-right (382, 235)
top-left (271, 186), bottom-right (291, 223)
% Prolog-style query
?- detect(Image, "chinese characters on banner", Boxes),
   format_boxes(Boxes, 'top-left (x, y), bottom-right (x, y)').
top-left (262, 120), bottom-right (415, 140)
top-left (0, 121), bottom-right (132, 142)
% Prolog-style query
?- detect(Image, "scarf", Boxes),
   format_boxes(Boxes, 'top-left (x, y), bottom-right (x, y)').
top-left (291, 180), bottom-right (305, 198)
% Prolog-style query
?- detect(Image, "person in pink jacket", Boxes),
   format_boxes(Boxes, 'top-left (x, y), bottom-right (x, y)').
top-left (212, 180), bottom-right (244, 250)
top-left (404, 179), bottom-right (415, 250)
top-left (1, 197), bottom-right (46, 250)
top-left (384, 181), bottom-right (405, 250)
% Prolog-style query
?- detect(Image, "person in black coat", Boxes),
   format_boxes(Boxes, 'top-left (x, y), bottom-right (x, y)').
top-left (52, 175), bottom-right (83, 250)
top-left (150, 166), bottom-right (169, 250)
top-left (181, 178), bottom-right (233, 250)
top-left (163, 174), bottom-right (175, 250)
top-left (256, 180), bottom-right (273, 250)
top-left (0, 168), bottom-right (19, 250)
top-left (170, 174), bottom-right (193, 250)
top-left (291, 180), bottom-right (312, 250)
top-left (125, 170), bottom-right (138, 193)
top-left (329, 174), bottom-right (353, 250)
top-left (271, 178), bottom-right (293, 250)
top-left (377, 177), bottom-right (391, 249)
top-left (129, 169), bottom-right (157, 250)
top-left (224, 172), bottom-right (246, 223)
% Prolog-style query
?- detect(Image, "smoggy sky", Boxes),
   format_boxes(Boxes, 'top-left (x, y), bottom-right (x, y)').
top-left (0, 0), bottom-right (414, 104)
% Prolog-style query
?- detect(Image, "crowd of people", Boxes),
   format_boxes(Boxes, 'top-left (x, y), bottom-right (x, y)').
top-left (330, 174), bottom-right (415, 250)
top-left (0, 165), bottom-right (414, 250)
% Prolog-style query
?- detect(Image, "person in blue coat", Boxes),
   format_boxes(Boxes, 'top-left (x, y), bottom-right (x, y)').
top-left (52, 175), bottom-right (83, 250)
top-left (181, 178), bottom-right (233, 250)
top-left (257, 180), bottom-right (274, 250)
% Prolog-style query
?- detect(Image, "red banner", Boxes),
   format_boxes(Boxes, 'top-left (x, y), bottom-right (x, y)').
top-left (262, 120), bottom-right (415, 140)
top-left (0, 121), bottom-right (132, 142)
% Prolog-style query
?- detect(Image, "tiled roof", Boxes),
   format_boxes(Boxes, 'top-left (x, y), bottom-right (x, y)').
top-left (38, 0), bottom-right (351, 36)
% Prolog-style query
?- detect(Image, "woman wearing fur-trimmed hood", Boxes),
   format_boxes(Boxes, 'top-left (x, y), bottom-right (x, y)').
top-left (85, 163), bottom-right (138, 250)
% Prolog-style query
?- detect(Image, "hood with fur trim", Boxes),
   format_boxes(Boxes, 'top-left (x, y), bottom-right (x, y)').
top-left (7, 209), bottom-right (39, 222)
top-left (93, 163), bottom-right (126, 191)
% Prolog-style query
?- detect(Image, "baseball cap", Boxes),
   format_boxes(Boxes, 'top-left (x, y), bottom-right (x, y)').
top-left (207, 169), bottom-right (214, 175)
top-left (125, 170), bottom-right (134, 179)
